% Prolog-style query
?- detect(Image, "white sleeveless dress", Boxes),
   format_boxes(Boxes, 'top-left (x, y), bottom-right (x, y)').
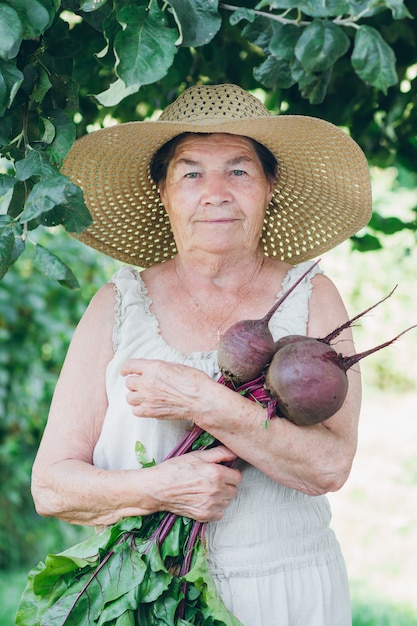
top-left (93, 262), bottom-right (352, 626)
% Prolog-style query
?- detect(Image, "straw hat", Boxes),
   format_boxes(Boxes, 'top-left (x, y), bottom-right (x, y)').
top-left (61, 83), bottom-right (372, 266)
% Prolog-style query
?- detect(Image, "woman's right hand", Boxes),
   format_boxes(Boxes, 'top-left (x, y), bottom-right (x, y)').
top-left (152, 445), bottom-right (241, 522)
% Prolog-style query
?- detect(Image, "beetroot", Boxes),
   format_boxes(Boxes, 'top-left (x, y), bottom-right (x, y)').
top-left (265, 325), bottom-right (416, 426)
top-left (217, 260), bottom-right (320, 383)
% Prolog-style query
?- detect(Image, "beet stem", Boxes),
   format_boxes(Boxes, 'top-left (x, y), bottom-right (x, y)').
top-left (261, 258), bottom-right (321, 324)
top-left (322, 286), bottom-right (398, 345)
top-left (337, 323), bottom-right (417, 370)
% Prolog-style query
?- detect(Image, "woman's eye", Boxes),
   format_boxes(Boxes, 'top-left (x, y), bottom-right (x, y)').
top-left (232, 169), bottom-right (246, 176)
top-left (185, 172), bottom-right (200, 179)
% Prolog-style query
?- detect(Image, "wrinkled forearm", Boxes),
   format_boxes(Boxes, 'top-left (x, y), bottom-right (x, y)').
top-left (31, 459), bottom-right (162, 527)
top-left (192, 380), bottom-right (359, 496)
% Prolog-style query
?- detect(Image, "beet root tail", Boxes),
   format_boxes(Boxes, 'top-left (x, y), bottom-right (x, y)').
top-left (339, 323), bottom-right (417, 371)
top-left (262, 258), bottom-right (321, 323)
top-left (322, 286), bottom-right (398, 345)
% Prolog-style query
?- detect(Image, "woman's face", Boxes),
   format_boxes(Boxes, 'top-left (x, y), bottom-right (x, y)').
top-left (158, 133), bottom-right (274, 257)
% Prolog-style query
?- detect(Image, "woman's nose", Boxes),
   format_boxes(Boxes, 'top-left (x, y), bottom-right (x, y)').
top-left (201, 172), bottom-right (233, 205)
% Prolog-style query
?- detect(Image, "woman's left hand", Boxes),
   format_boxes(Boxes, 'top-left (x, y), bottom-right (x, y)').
top-left (121, 358), bottom-right (214, 421)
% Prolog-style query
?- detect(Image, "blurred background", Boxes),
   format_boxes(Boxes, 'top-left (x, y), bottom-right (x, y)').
top-left (1, 165), bottom-right (416, 625)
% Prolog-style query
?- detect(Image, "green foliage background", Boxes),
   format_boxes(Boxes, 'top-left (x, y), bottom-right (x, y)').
top-left (0, 0), bottom-right (417, 599)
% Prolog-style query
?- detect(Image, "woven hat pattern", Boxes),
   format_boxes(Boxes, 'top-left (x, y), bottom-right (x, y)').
top-left (61, 84), bottom-right (372, 266)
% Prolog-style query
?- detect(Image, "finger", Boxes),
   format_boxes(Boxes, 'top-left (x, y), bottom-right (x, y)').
top-left (195, 445), bottom-right (238, 464)
top-left (120, 358), bottom-right (148, 377)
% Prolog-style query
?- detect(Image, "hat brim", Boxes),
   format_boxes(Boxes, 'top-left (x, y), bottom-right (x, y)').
top-left (61, 115), bottom-right (372, 266)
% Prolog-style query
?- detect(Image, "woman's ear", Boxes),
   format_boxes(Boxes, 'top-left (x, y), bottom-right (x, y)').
top-left (158, 182), bottom-right (166, 207)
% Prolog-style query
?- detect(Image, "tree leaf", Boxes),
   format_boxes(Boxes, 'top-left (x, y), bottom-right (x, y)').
top-left (7, 0), bottom-right (56, 40)
top-left (95, 77), bottom-right (141, 107)
top-left (228, 7), bottom-right (256, 26)
top-left (166, 0), bottom-right (221, 47)
top-left (20, 174), bottom-right (92, 233)
top-left (253, 55), bottom-right (295, 89)
top-left (382, 0), bottom-right (413, 20)
top-left (291, 59), bottom-right (332, 104)
top-left (44, 109), bottom-right (77, 165)
top-left (80, 0), bottom-right (110, 12)
top-left (33, 244), bottom-right (80, 288)
top-left (0, 59), bottom-right (24, 115)
top-left (0, 228), bottom-right (15, 279)
top-left (15, 149), bottom-right (57, 182)
top-left (295, 20), bottom-right (350, 72)
top-left (114, 0), bottom-right (178, 87)
top-left (352, 25), bottom-right (398, 92)
top-left (268, 23), bottom-right (300, 61)
top-left (260, 0), bottom-right (351, 14)
top-left (0, 5), bottom-right (23, 61)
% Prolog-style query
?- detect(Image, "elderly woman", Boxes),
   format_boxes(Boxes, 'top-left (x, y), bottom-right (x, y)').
top-left (31, 84), bottom-right (371, 625)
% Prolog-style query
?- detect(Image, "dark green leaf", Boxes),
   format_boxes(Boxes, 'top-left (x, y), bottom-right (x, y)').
top-left (167, 0), bottom-right (221, 47)
top-left (80, 0), bottom-right (110, 12)
top-left (253, 55), bottom-right (295, 89)
top-left (33, 244), bottom-right (79, 288)
top-left (295, 20), bottom-right (350, 72)
top-left (352, 25), bottom-right (398, 92)
top-left (28, 65), bottom-right (52, 105)
top-left (382, 0), bottom-right (413, 20)
top-left (228, 7), bottom-right (256, 26)
top-left (0, 228), bottom-right (15, 279)
top-left (242, 16), bottom-right (276, 52)
top-left (291, 59), bottom-right (332, 103)
top-left (264, 0), bottom-right (350, 14)
top-left (0, 5), bottom-right (23, 61)
top-left (7, 0), bottom-right (56, 40)
top-left (0, 59), bottom-right (24, 115)
top-left (351, 233), bottom-right (383, 252)
top-left (20, 174), bottom-right (92, 233)
top-left (114, 1), bottom-right (178, 87)
top-left (15, 150), bottom-right (57, 182)
top-left (269, 23), bottom-right (300, 62)
top-left (369, 213), bottom-right (413, 235)
top-left (0, 173), bottom-right (15, 195)
top-left (43, 110), bottom-right (76, 165)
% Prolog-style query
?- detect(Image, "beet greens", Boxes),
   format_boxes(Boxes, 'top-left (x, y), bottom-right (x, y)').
top-left (16, 426), bottom-right (243, 626)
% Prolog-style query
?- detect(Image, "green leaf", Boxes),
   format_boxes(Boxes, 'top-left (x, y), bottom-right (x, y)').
top-left (167, 0), bottom-right (221, 47)
top-left (43, 110), bottom-right (76, 165)
top-left (0, 173), bottom-right (15, 196)
top-left (15, 150), bottom-right (57, 182)
top-left (228, 7), bottom-right (256, 26)
top-left (295, 20), bottom-right (350, 72)
top-left (0, 59), bottom-right (24, 115)
top-left (242, 16), bottom-right (276, 52)
top-left (135, 440), bottom-right (156, 468)
top-left (114, 0), bottom-right (178, 87)
top-left (291, 59), bottom-right (332, 104)
top-left (20, 174), bottom-right (92, 233)
top-left (352, 25), bottom-right (398, 92)
top-left (369, 212), bottom-right (412, 235)
top-left (184, 541), bottom-right (243, 625)
top-left (29, 65), bottom-right (52, 106)
top-left (351, 233), bottom-right (383, 252)
top-left (80, 0), bottom-right (110, 11)
top-left (263, 0), bottom-right (348, 12)
top-left (33, 243), bottom-right (80, 288)
top-left (95, 77), bottom-right (141, 107)
top-left (269, 23), bottom-right (300, 61)
top-left (0, 4), bottom-right (23, 61)
top-left (7, 0), bottom-right (56, 40)
top-left (0, 228), bottom-right (15, 279)
top-left (382, 0), bottom-right (413, 20)
top-left (254, 55), bottom-right (295, 89)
